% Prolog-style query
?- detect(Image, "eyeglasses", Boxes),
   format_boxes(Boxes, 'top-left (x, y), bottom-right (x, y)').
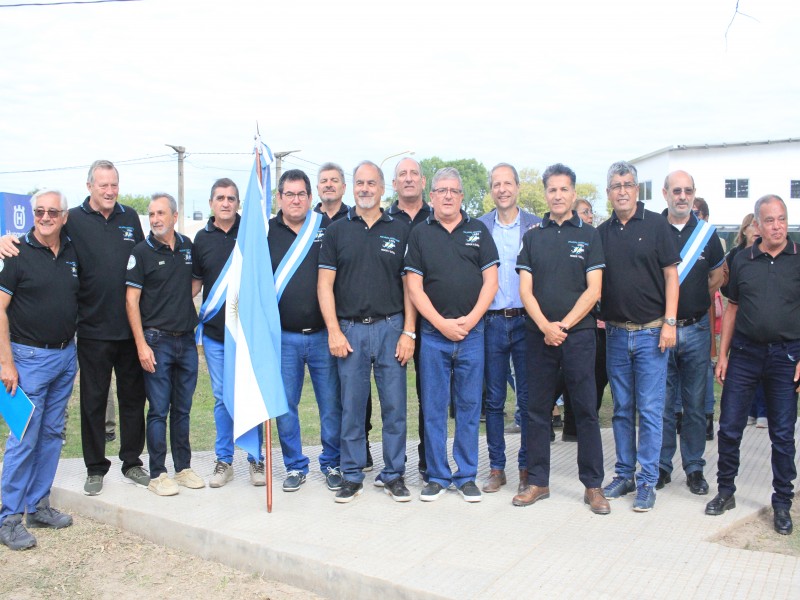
top-left (34, 208), bottom-right (64, 219)
top-left (431, 187), bottom-right (463, 196)
top-left (671, 187), bottom-right (695, 196)
top-left (281, 191), bottom-right (309, 200)
top-left (577, 208), bottom-right (592, 216)
top-left (608, 182), bottom-right (637, 192)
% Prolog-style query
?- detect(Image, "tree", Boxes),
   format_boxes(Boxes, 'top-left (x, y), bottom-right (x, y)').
top-left (118, 194), bottom-right (151, 215)
top-left (420, 157), bottom-right (489, 217)
top-left (481, 170), bottom-right (599, 218)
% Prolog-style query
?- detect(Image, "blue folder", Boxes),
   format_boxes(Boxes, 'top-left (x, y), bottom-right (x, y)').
top-left (0, 385), bottom-right (35, 441)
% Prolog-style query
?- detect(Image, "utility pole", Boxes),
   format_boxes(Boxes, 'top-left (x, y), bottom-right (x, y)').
top-left (274, 150), bottom-right (301, 186)
top-left (166, 144), bottom-right (186, 232)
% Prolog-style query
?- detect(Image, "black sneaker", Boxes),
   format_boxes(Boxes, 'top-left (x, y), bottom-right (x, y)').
top-left (0, 514), bottom-right (36, 551)
top-left (458, 481), bottom-right (482, 503)
top-left (334, 480), bottom-right (363, 503)
top-left (384, 477), bottom-right (411, 502)
top-left (105, 431), bottom-right (116, 443)
top-left (26, 498), bottom-right (73, 529)
top-left (420, 481), bottom-right (445, 502)
top-left (282, 470), bottom-right (307, 492)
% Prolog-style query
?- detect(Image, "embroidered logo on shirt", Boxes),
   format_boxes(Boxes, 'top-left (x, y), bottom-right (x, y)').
top-left (464, 230), bottom-right (481, 247)
top-left (119, 226), bottom-right (135, 242)
top-left (314, 228), bottom-right (326, 244)
top-left (127, 256), bottom-right (136, 270)
top-left (180, 249), bottom-right (192, 264)
top-left (380, 236), bottom-right (400, 255)
top-left (66, 260), bottom-right (78, 278)
top-left (569, 241), bottom-right (587, 259)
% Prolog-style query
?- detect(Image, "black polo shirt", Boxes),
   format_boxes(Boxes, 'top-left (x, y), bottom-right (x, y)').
top-left (192, 215), bottom-right (239, 342)
top-left (727, 239), bottom-right (800, 343)
top-left (66, 198), bottom-right (145, 340)
top-left (662, 211), bottom-right (725, 320)
top-left (598, 202), bottom-right (680, 324)
top-left (0, 229), bottom-right (79, 343)
top-left (387, 200), bottom-right (431, 228)
top-left (314, 202), bottom-right (349, 222)
top-left (126, 232), bottom-right (198, 332)
top-left (269, 211), bottom-right (330, 332)
top-left (318, 207), bottom-right (408, 318)
top-left (516, 213), bottom-right (604, 333)
top-left (405, 211), bottom-right (499, 318)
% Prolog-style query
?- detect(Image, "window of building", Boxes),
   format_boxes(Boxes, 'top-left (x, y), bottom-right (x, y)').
top-left (725, 179), bottom-right (749, 198)
top-left (638, 180), bottom-right (652, 201)
top-left (791, 180), bottom-right (800, 199)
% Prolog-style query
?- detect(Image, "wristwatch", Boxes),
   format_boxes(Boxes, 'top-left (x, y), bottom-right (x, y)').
top-left (402, 330), bottom-right (417, 340)
top-left (664, 318), bottom-right (677, 326)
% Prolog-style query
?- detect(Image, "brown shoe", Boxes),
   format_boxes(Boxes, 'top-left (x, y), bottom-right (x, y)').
top-left (517, 469), bottom-right (528, 494)
top-left (512, 484), bottom-right (550, 507)
top-left (584, 487), bottom-right (610, 515)
top-left (482, 469), bottom-right (507, 493)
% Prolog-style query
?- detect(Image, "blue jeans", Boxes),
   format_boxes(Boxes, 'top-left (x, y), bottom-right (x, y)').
top-left (483, 313), bottom-right (528, 470)
top-left (749, 383), bottom-right (767, 419)
top-left (276, 330), bottom-right (342, 473)
top-left (203, 335), bottom-right (263, 464)
top-left (421, 318), bottom-right (484, 488)
top-left (704, 359), bottom-right (716, 415)
top-left (143, 330), bottom-right (198, 477)
top-left (1, 342), bottom-right (77, 523)
top-left (606, 324), bottom-right (668, 487)
top-left (660, 315), bottom-right (710, 475)
top-left (526, 328), bottom-right (604, 487)
top-left (717, 334), bottom-right (800, 509)
top-left (337, 314), bottom-right (407, 484)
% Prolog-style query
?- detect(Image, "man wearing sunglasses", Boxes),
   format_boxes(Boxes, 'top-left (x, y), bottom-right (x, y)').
top-left (0, 190), bottom-right (78, 550)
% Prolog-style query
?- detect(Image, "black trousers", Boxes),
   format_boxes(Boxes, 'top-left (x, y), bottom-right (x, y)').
top-left (563, 327), bottom-right (608, 436)
top-left (78, 338), bottom-right (146, 476)
top-left (526, 328), bottom-right (604, 488)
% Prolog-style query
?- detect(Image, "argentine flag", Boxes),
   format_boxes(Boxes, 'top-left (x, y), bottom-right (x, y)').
top-left (223, 137), bottom-right (288, 459)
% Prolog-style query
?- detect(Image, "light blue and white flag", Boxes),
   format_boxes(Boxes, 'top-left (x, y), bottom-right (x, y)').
top-left (223, 136), bottom-right (288, 459)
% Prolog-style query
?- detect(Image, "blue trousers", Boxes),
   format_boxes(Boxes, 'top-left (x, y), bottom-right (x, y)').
top-left (203, 335), bottom-right (263, 464)
top-left (1, 342), bottom-right (77, 523)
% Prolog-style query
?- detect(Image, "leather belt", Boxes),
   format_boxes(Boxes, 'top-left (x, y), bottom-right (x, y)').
top-left (10, 335), bottom-right (72, 350)
top-left (676, 313), bottom-right (705, 328)
top-left (286, 327), bottom-right (324, 335)
top-left (145, 328), bottom-right (190, 337)
top-left (346, 312), bottom-right (401, 325)
top-left (607, 318), bottom-right (665, 331)
top-left (487, 308), bottom-right (525, 318)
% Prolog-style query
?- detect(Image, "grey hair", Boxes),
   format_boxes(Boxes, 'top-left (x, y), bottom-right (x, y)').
top-left (151, 192), bottom-right (178, 214)
top-left (318, 162), bottom-right (345, 183)
top-left (30, 189), bottom-right (68, 212)
top-left (573, 197), bottom-right (592, 211)
top-left (353, 160), bottom-right (385, 185)
top-left (662, 170), bottom-right (695, 191)
top-left (542, 163), bottom-right (577, 188)
top-left (753, 194), bottom-right (787, 224)
top-left (431, 167), bottom-right (463, 190)
top-left (394, 157), bottom-right (423, 178)
top-left (489, 163), bottom-right (519, 187)
top-left (606, 161), bottom-right (638, 188)
top-left (87, 159), bottom-right (119, 184)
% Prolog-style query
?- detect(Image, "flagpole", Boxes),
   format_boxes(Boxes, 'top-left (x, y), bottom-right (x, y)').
top-left (265, 419), bottom-right (273, 513)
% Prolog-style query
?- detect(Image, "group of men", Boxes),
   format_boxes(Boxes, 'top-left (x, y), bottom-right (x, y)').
top-left (1, 155), bottom-right (798, 552)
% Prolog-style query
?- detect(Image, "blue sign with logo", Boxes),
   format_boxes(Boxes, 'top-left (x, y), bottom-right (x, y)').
top-left (0, 193), bottom-right (33, 238)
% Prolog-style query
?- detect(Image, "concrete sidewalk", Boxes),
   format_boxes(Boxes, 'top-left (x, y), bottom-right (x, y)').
top-left (51, 425), bottom-right (800, 599)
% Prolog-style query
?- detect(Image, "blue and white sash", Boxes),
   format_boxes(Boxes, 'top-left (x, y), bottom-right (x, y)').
top-left (273, 210), bottom-right (322, 301)
top-left (677, 219), bottom-right (716, 285)
top-left (195, 254), bottom-right (233, 345)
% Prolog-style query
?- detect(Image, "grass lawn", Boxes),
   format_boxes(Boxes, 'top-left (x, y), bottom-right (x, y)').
top-left (0, 347), bottom-right (726, 463)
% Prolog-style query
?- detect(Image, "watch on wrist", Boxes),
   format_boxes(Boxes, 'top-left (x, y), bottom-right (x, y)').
top-left (402, 330), bottom-right (417, 340)
top-left (664, 318), bottom-right (677, 326)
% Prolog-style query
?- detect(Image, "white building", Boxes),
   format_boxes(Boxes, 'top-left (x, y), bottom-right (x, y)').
top-left (629, 138), bottom-right (800, 230)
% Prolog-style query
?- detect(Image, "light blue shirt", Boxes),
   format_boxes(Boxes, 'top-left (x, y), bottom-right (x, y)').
top-left (489, 209), bottom-right (523, 310)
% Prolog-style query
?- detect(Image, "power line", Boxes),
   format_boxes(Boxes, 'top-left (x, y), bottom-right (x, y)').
top-left (0, 153), bottom-right (174, 175)
top-left (0, 0), bottom-right (142, 7)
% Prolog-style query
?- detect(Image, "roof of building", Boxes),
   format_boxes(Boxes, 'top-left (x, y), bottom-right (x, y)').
top-left (630, 137), bottom-right (800, 163)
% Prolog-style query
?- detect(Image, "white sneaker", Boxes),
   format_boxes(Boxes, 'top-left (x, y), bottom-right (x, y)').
top-left (209, 461), bottom-right (233, 488)
top-left (174, 468), bottom-right (206, 489)
top-left (249, 461), bottom-right (266, 487)
top-left (756, 417), bottom-right (768, 429)
top-left (148, 473), bottom-right (179, 496)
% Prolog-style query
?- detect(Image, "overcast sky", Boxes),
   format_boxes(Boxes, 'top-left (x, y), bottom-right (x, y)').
top-left (1, 0), bottom-right (797, 214)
